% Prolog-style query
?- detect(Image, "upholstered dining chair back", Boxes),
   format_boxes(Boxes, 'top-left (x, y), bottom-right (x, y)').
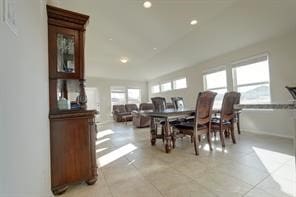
top-left (195, 91), bottom-right (217, 125)
top-left (171, 97), bottom-right (184, 110)
top-left (220, 92), bottom-right (241, 121)
top-left (151, 97), bottom-right (166, 112)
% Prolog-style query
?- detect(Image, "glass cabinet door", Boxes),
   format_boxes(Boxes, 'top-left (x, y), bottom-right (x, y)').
top-left (57, 34), bottom-right (75, 73)
top-left (48, 25), bottom-right (81, 79)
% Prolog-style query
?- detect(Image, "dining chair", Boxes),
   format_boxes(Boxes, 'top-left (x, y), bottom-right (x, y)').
top-left (151, 97), bottom-right (166, 112)
top-left (173, 91), bottom-right (217, 155)
top-left (171, 97), bottom-right (184, 110)
top-left (211, 92), bottom-right (240, 147)
top-left (151, 97), bottom-right (167, 143)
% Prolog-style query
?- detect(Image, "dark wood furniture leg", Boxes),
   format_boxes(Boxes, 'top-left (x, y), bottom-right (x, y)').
top-left (164, 118), bottom-right (172, 153)
top-left (237, 113), bottom-right (241, 134)
top-left (230, 120), bottom-right (236, 144)
top-left (150, 117), bottom-right (156, 145)
top-left (52, 185), bottom-right (68, 195)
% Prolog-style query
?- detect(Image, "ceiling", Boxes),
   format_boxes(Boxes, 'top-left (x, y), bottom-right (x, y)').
top-left (59, 0), bottom-right (296, 81)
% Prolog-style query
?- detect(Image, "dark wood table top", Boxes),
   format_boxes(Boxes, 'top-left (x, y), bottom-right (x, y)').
top-left (140, 108), bottom-right (195, 118)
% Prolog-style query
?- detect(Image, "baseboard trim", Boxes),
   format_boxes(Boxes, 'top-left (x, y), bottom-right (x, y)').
top-left (242, 129), bottom-right (294, 139)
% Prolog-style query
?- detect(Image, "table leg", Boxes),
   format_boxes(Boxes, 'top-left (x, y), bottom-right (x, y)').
top-left (150, 117), bottom-right (156, 146)
top-left (164, 118), bottom-right (172, 153)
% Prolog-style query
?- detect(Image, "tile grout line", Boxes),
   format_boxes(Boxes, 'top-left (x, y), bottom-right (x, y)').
top-left (126, 156), bottom-right (166, 197)
top-left (241, 160), bottom-right (289, 197)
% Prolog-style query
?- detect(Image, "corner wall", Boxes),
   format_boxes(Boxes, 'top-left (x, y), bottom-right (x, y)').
top-left (148, 29), bottom-right (296, 138)
top-left (0, 1), bottom-right (51, 196)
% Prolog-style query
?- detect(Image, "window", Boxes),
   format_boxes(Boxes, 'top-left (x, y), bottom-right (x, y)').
top-left (127, 88), bottom-right (141, 105)
top-left (151, 85), bottom-right (160, 94)
top-left (173, 78), bottom-right (187, 90)
top-left (232, 56), bottom-right (270, 104)
top-left (111, 87), bottom-right (126, 109)
top-left (161, 82), bottom-right (172, 92)
top-left (203, 70), bottom-right (227, 109)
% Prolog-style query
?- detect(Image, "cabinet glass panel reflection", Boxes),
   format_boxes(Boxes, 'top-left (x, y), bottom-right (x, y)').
top-left (57, 33), bottom-right (75, 73)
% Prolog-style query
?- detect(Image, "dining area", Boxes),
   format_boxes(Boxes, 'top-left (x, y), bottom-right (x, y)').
top-left (141, 91), bottom-right (242, 155)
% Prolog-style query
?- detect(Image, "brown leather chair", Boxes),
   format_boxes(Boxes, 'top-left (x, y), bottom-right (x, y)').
top-left (173, 91), bottom-right (217, 155)
top-left (211, 92), bottom-right (240, 147)
top-left (132, 103), bottom-right (153, 128)
top-left (112, 105), bottom-right (132, 122)
top-left (125, 104), bottom-right (138, 112)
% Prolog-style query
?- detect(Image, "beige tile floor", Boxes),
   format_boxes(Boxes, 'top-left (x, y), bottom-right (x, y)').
top-left (61, 122), bottom-right (296, 197)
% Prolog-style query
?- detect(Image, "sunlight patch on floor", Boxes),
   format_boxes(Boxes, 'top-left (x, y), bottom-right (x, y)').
top-left (96, 138), bottom-right (110, 145)
top-left (98, 143), bottom-right (137, 167)
top-left (253, 146), bottom-right (295, 196)
top-left (96, 147), bottom-right (108, 153)
top-left (97, 129), bottom-right (114, 139)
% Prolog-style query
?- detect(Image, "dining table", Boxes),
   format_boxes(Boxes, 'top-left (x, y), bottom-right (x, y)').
top-left (140, 108), bottom-right (195, 153)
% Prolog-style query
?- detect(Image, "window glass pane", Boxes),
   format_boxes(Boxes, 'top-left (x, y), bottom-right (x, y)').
top-left (173, 78), bottom-right (187, 90)
top-left (212, 88), bottom-right (227, 109)
top-left (204, 70), bottom-right (226, 89)
top-left (128, 89), bottom-right (141, 104)
top-left (238, 84), bottom-right (270, 104)
top-left (152, 85), bottom-right (160, 94)
top-left (161, 82), bottom-right (172, 92)
top-left (235, 60), bottom-right (269, 85)
top-left (111, 92), bottom-right (126, 106)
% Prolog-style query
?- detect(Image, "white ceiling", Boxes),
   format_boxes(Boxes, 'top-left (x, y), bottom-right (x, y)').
top-left (59, 0), bottom-right (296, 81)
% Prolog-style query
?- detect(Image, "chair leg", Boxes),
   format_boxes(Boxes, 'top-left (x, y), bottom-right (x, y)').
top-left (198, 135), bottom-right (201, 142)
top-left (237, 114), bottom-right (241, 135)
top-left (219, 125), bottom-right (225, 147)
top-left (193, 135), bottom-right (199, 155)
top-left (219, 129), bottom-right (225, 147)
top-left (230, 122), bottom-right (236, 144)
top-left (207, 131), bottom-right (213, 151)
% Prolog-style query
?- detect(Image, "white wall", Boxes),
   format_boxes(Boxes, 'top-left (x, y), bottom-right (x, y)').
top-left (148, 29), bottom-right (296, 138)
top-left (0, 1), bottom-right (51, 196)
top-left (86, 77), bottom-right (148, 122)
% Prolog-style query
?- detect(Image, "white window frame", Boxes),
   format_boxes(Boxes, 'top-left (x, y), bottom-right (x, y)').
top-left (203, 68), bottom-right (228, 109)
top-left (232, 54), bottom-right (271, 104)
top-left (111, 86), bottom-right (142, 111)
top-left (151, 84), bottom-right (160, 94)
top-left (110, 86), bottom-right (126, 110)
top-left (203, 68), bottom-right (227, 91)
top-left (161, 81), bottom-right (172, 92)
top-left (173, 78), bottom-right (187, 90)
top-left (127, 88), bottom-right (141, 105)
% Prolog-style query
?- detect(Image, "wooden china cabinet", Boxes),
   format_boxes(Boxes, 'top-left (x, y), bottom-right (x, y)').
top-left (47, 5), bottom-right (97, 195)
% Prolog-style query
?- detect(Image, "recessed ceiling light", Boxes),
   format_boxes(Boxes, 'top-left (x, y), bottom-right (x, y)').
top-left (120, 57), bottom-right (129, 64)
top-left (190, 20), bottom-right (198, 25)
top-left (153, 47), bottom-right (157, 50)
top-left (143, 1), bottom-right (152, 8)
top-left (109, 38), bottom-right (113, 41)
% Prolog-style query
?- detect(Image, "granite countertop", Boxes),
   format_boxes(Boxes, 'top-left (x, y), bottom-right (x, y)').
top-left (234, 102), bottom-right (296, 110)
